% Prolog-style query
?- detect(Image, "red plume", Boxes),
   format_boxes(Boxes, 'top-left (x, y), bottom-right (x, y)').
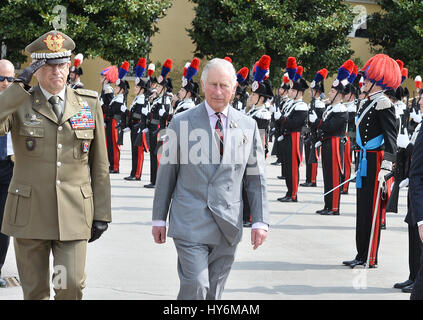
top-left (121, 61), bottom-right (129, 71)
top-left (190, 57), bottom-right (200, 70)
top-left (342, 59), bottom-right (355, 73)
top-left (137, 57), bottom-right (146, 68)
top-left (396, 59), bottom-right (404, 70)
top-left (296, 66), bottom-right (303, 77)
top-left (257, 55), bottom-right (271, 70)
top-left (163, 59), bottom-right (172, 70)
top-left (224, 56), bottom-right (232, 63)
top-left (319, 68), bottom-right (328, 79)
top-left (401, 67), bottom-right (408, 79)
top-left (286, 57), bottom-right (297, 69)
top-left (283, 74), bottom-right (290, 84)
top-left (237, 67), bottom-right (249, 79)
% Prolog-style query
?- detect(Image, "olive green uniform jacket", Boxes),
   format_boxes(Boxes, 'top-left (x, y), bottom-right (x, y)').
top-left (0, 83), bottom-right (111, 240)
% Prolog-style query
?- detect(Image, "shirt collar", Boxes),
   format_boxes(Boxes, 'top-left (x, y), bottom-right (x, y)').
top-left (368, 90), bottom-right (384, 101)
top-left (39, 84), bottom-right (66, 102)
top-left (204, 100), bottom-right (229, 119)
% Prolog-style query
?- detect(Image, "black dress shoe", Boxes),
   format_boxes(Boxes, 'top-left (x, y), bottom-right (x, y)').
top-left (271, 160), bottom-right (281, 165)
top-left (341, 190), bottom-right (348, 195)
top-left (401, 283), bottom-right (414, 293)
top-left (109, 169), bottom-right (119, 174)
top-left (316, 208), bottom-right (328, 214)
top-left (277, 196), bottom-right (289, 202)
top-left (321, 210), bottom-right (340, 216)
top-left (342, 259), bottom-right (365, 268)
top-left (124, 176), bottom-right (137, 181)
top-left (394, 279), bottom-right (414, 289)
top-left (243, 221), bottom-right (252, 228)
top-left (144, 183), bottom-right (155, 188)
top-left (349, 260), bottom-right (366, 268)
top-left (277, 176), bottom-right (285, 180)
top-left (300, 182), bottom-right (312, 187)
top-left (278, 196), bottom-right (297, 202)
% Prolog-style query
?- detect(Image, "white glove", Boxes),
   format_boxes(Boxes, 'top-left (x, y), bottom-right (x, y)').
top-left (123, 127), bottom-right (130, 132)
top-left (315, 141), bottom-right (322, 148)
top-left (411, 109), bottom-right (422, 123)
top-left (141, 107), bottom-right (149, 116)
top-left (274, 110), bottom-right (282, 120)
top-left (277, 135), bottom-right (284, 142)
top-left (159, 108), bottom-right (166, 117)
top-left (397, 132), bottom-right (410, 149)
top-left (399, 178), bottom-right (409, 189)
top-left (120, 105), bottom-right (127, 112)
top-left (142, 128), bottom-right (149, 133)
top-left (270, 106), bottom-right (276, 113)
top-left (309, 110), bottom-right (317, 123)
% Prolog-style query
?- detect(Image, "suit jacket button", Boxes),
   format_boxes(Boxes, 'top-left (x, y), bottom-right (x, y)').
top-left (58, 126), bottom-right (63, 131)
top-left (56, 180), bottom-right (61, 185)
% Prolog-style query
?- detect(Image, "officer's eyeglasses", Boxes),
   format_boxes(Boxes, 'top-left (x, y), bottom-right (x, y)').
top-left (0, 76), bottom-right (14, 82)
top-left (43, 63), bottom-right (68, 71)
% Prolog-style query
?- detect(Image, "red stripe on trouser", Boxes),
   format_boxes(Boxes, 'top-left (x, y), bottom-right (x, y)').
top-left (291, 132), bottom-right (301, 200)
top-left (311, 163), bottom-right (317, 184)
top-left (142, 132), bottom-right (149, 152)
top-left (135, 147), bottom-right (144, 178)
top-left (331, 137), bottom-right (341, 211)
top-left (343, 136), bottom-right (351, 192)
top-left (112, 119), bottom-right (120, 171)
top-left (369, 151), bottom-right (384, 266)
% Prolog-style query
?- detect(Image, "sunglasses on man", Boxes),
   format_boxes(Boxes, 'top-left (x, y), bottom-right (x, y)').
top-left (0, 76), bottom-right (14, 82)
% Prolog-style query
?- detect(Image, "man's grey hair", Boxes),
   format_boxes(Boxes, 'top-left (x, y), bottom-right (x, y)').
top-left (201, 58), bottom-right (237, 87)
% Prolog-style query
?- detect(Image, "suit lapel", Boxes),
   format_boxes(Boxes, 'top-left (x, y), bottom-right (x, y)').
top-left (32, 85), bottom-right (58, 124)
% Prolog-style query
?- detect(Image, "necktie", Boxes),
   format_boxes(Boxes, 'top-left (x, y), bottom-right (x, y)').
top-left (215, 112), bottom-right (224, 159)
top-left (49, 95), bottom-right (62, 122)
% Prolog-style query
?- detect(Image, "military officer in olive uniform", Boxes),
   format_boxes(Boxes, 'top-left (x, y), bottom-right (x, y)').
top-left (0, 30), bottom-right (111, 299)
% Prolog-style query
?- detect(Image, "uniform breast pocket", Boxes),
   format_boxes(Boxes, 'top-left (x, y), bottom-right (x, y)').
top-left (19, 126), bottom-right (45, 157)
top-left (5, 184), bottom-right (32, 227)
top-left (73, 130), bottom-right (94, 160)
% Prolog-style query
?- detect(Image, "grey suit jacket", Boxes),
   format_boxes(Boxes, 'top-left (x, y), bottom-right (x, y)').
top-left (152, 102), bottom-right (269, 246)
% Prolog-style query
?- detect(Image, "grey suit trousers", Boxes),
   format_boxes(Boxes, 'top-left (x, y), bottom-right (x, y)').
top-left (173, 236), bottom-right (237, 300)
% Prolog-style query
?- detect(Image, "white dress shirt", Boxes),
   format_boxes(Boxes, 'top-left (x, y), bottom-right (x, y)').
top-left (39, 84), bottom-right (66, 115)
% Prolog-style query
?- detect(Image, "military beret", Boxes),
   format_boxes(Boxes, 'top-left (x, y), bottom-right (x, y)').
top-left (25, 30), bottom-right (75, 64)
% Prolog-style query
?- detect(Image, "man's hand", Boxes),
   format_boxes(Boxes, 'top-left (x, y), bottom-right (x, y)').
top-left (15, 59), bottom-right (47, 85)
top-left (419, 225), bottom-right (423, 243)
top-left (152, 226), bottom-right (166, 244)
top-left (88, 221), bottom-right (109, 243)
top-left (251, 228), bottom-right (267, 250)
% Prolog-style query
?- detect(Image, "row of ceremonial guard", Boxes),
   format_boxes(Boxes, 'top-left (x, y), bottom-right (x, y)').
top-left (231, 54), bottom-right (423, 281)
top-left (94, 57), bottom-right (201, 188)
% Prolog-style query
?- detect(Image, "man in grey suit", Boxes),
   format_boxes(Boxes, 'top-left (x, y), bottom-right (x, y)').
top-left (152, 58), bottom-right (269, 300)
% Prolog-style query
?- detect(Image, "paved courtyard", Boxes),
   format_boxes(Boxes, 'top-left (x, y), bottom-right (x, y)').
top-left (0, 133), bottom-right (412, 300)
